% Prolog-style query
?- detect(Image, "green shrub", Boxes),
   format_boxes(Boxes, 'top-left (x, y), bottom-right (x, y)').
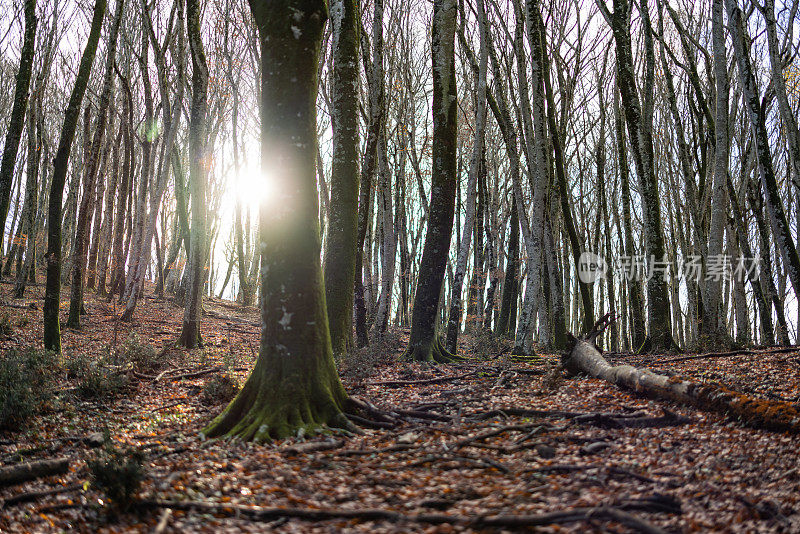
top-left (88, 437), bottom-right (145, 511)
top-left (201, 373), bottom-right (239, 405)
top-left (65, 353), bottom-right (130, 399)
top-left (114, 333), bottom-right (166, 374)
top-left (0, 313), bottom-right (13, 339)
top-left (0, 347), bottom-right (59, 430)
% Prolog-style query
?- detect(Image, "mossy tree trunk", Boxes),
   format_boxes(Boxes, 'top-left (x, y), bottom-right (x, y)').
top-left (178, 0), bottom-right (209, 349)
top-left (43, 0), bottom-right (107, 352)
top-left (204, 0), bottom-right (352, 441)
top-left (446, 0), bottom-right (487, 355)
top-left (726, 0), bottom-right (800, 308)
top-left (324, 0), bottom-right (361, 355)
top-left (0, 0), bottom-right (37, 268)
top-left (403, 0), bottom-right (461, 363)
top-left (600, 0), bottom-right (676, 352)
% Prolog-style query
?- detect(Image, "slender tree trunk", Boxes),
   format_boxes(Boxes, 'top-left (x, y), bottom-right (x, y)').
top-left (13, 98), bottom-right (40, 298)
top-left (497, 197), bottom-right (519, 336)
top-left (95, 127), bottom-right (122, 296)
top-left (109, 74), bottom-right (133, 300)
top-left (0, 0), bottom-right (37, 267)
top-left (372, 131), bottom-right (397, 336)
top-left (322, 0), bottom-right (360, 353)
top-left (602, 0), bottom-right (675, 351)
top-left (705, 0), bottom-right (730, 344)
top-left (446, 0), bottom-right (488, 353)
top-left (66, 0), bottom-right (124, 329)
top-left (43, 0), bottom-right (107, 352)
top-left (178, 0), bottom-right (209, 348)
top-left (352, 0), bottom-right (385, 347)
top-left (726, 0), bottom-right (800, 304)
top-left (404, 0), bottom-right (461, 363)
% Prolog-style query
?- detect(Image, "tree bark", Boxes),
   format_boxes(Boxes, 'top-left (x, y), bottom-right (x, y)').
top-left (178, 0), bottom-right (209, 348)
top-left (43, 0), bottom-right (107, 352)
top-left (66, 0), bottom-right (124, 329)
top-left (601, 0), bottom-right (675, 351)
top-left (403, 0), bottom-right (460, 363)
top-left (0, 0), bottom-right (37, 268)
top-left (322, 0), bottom-right (360, 353)
top-left (446, 0), bottom-right (488, 354)
top-left (204, 0), bottom-right (352, 441)
top-left (725, 0), bottom-right (800, 304)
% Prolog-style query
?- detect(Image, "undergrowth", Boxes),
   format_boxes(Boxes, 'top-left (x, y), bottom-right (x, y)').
top-left (0, 347), bottom-right (59, 430)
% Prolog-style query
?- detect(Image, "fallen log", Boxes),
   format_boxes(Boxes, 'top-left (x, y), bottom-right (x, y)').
top-left (137, 499), bottom-right (668, 533)
top-left (0, 458), bottom-right (71, 487)
top-left (563, 314), bottom-right (800, 434)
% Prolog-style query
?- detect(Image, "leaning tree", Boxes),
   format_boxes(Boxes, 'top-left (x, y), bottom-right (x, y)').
top-left (403, 0), bottom-right (462, 363)
top-left (204, 0), bottom-right (353, 440)
top-left (43, 0), bottom-right (107, 352)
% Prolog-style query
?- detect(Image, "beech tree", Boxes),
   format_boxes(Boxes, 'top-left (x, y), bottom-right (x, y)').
top-left (178, 0), bottom-right (209, 348)
top-left (204, 0), bottom-right (353, 440)
top-left (323, 0), bottom-right (360, 355)
top-left (0, 0), bottom-right (36, 261)
top-left (403, 0), bottom-right (462, 363)
top-left (42, 0), bottom-right (107, 352)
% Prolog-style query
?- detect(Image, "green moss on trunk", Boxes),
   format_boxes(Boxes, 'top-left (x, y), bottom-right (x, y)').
top-left (204, 0), bottom-right (351, 441)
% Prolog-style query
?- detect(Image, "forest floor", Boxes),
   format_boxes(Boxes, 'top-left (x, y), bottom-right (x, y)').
top-left (1, 279), bottom-right (799, 533)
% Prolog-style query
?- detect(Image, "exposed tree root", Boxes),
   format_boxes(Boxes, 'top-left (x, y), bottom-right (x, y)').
top-left (403, 337), bottom-right (465, 363)
top-left (565, 313), bottom-right (800, 434)
top-left (137, 500), bottom-right (669, 533)
top-left (202, 358), bottom-right (354, 442)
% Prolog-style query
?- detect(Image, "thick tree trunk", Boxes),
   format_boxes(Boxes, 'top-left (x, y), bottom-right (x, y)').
top-left (204, 0), bottom-right (352, 441)
top-left (0, 0), bottom-right (37, 266)
top-left (404, 0), bottom-right (461, 363)
top-left (565, 315), bottom-right (800, 434)
top-left (43, 0), bottom-right (107, 352)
